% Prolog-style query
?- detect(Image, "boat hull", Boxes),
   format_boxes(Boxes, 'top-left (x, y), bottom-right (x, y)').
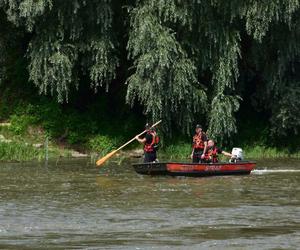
top-left (133, 161), bottom-right (256, 177)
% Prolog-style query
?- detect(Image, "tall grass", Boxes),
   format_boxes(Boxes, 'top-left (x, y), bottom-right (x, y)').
top-left (162, 143), bottom-right (191, 161)
top-left (0, 121), bottom-right (72, 162)
top-left (0, 142), bottom-right (45, 162)
top-left (243, 145), bottom-right (300, 159)
top-left (161, 143), bottom-right (300, 161)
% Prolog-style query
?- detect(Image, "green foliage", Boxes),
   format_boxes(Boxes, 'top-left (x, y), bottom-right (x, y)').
top-left (162, 142), bottom-right (191, 161)
top-left (8, 104), bottom-right (38, 134)
top-left (28, 40), bottom-right (77, 102)
top-left (34, 102), bottom-right (64, 137)
top-left (243, 145), bottom-right (298, 159)
top-left (9, 114), bottom-right (37, 135)
top-left (126, 1), bottom-right (207, 134)
top-left (88, 135), bottom-right (120, 156)
top-left (0, 141), bottom-right (44, 161)
top-left (161, 141), bottom-right (300, 160)
top-left (270, 82), bottom-right (300, 136)
top-left (2, 0), bottom-right (300, 147)
top-left (208, 94), bottom-right (241, 144)
top-left (1, 0), bottom-right (118, 102)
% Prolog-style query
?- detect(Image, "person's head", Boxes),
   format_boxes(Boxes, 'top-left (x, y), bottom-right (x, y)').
top-left (145, 123), bottom-right (151, 131)
top-left (195, 124), bottom-right (202, 134)
top-left (208, 139), bottom-right (215, 147)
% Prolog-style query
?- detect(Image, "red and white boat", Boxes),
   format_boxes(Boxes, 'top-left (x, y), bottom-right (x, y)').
top-left (133, 161), bottom-right (256, 177)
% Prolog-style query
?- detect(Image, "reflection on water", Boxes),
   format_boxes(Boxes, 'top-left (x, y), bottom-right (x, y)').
top-left (0, 158), bottom-right (299, 249)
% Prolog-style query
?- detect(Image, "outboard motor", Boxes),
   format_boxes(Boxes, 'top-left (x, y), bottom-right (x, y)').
top-left (231, 148), bottom-right (244, 162)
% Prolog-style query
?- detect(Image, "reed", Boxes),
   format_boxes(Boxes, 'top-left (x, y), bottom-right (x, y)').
top-left (0, 141), bottom-right (45, 162)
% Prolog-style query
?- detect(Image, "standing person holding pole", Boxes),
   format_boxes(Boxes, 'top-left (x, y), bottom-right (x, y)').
top-left (96, 120), bottom-right (161, 167)
top-left (135, 123), bottom-right (160, 163)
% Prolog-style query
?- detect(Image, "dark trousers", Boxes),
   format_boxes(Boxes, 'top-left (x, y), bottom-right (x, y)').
top-left (192, 150), bottom-right (204, 163)
top-left (144, 152), bottom-right (157, 163)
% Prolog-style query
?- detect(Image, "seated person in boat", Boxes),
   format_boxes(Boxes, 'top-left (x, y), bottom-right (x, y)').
top-left (135, 124), bottom-right (159, 163)
top-left (203, 140), bottom-right (233, 163)
top-left (190, 124), bottom-right (208, 163)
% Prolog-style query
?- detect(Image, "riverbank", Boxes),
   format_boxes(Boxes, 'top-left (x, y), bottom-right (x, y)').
top-left (1, 116), bottom-right (299, 163)
top-left (1, 130), bottom-right (299, 163)
top-left (0, 122), bottom-right (79, 162)
top-left (1, 82), bottom-right (299, 163)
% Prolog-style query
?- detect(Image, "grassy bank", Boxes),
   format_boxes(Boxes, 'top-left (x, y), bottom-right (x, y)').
top-left (0, 141), bottom-right (46, 162)
top-left (0, 116), bottom-right (134, 162)
top-left (160, 143), bottom-right (300, 160)
top-left (0, 93), bottom-right (143, 162)
top-left (0, 123), bottom-right (71, 162)
top-left (0, 140), bottom-right (72, 162)
top-left (242, 146), bottom-right (300, 159)
top-left (2, 130), bottom-right (300, 162)
top-left (0, 99), bottom-right (299, 162)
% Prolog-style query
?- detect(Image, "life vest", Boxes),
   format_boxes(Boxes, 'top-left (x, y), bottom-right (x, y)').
top-left (144, 131), bottom-right (160, 153)
top-left (193, 133), bottom-right (205, 150)
top-left (204, 146), bottom-right (219, 163)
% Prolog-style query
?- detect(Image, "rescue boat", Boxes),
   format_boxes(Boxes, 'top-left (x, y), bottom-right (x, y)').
top-left (133, 161), bottom-right (256, 177)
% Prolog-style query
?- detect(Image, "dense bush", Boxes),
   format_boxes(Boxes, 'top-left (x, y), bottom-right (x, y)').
top-left (9, 114), bottom-right (35, 135)
top-left (88, 135), bottom-right (121, 156)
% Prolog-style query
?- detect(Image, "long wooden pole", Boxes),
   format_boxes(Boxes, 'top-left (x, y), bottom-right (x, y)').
top-left (96, 120), bottom-right (162, 167)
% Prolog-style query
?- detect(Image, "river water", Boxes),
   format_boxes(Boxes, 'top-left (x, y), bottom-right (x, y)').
top-left (0, 158), bottom-right (299, 249)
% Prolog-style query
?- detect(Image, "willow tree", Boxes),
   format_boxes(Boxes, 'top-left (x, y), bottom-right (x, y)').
top-left (1, 0), bottom-right (300, 144)
top-left (126, 0), bottom-right (300, 143)
top-left (0, 0), bottom-right (118, 102)
top-left (247, 1), bottom-right (300, 138)
top-left (125, 0), bottom-right (243, 142)
top-left (126, 0), bottom-right (207, 134)
top-left (0, 9), bottom-right (13, 84)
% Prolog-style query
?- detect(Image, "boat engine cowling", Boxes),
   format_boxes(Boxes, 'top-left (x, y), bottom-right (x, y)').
top-left (231, 148), bottom-right (244, 162)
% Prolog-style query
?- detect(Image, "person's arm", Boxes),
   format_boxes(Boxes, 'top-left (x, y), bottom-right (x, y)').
top-left (222, 151), bottom-right (232, 158)
top-left (201, 141), bottom-right (207, 159)
top-left (201, 133), bottom-right (208, 158)
top-left (190, 148), bottom-right (194, 159)
top-left (135, 136), bottom-right (146, 144)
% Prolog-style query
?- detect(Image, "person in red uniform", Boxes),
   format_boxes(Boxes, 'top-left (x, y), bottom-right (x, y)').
top-left (203, 140), bottom-right (233, 163)
top-left (190, 124), bottom-right (208, 163)
top-left (135, 124), bottom-right (159, 163)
